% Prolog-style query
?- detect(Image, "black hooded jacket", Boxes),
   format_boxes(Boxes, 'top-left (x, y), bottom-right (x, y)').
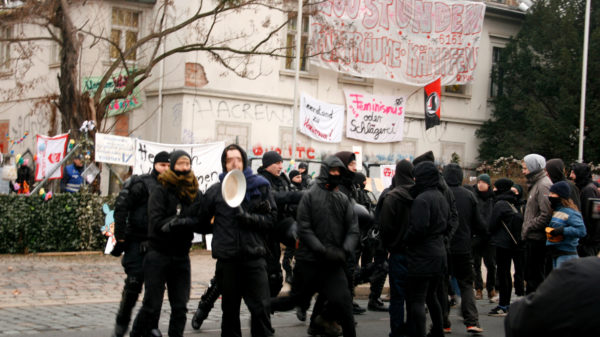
top-left (334, 151), bottom-right (357, 198)
top-left (546, 159), bottom-right (581, 209)
top-left (114, 170), bottom-right (161, 242)
top-left (295, 156), bottom-right (359, 262)
top-left (380, 160), bottom-right (414, 254)
top-left (406, 162), bottom-right (449, 276)
top-left (489, 191), bottom-right (521, 250)
top-left (572, 163), bottom-right (600, 245)
top-left (257, 167), bottom-right (303, 219)
top-left (442, 164), bottom-right (486, 254)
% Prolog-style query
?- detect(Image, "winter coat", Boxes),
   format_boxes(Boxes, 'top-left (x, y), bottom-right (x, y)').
top-left (545, 159), bottom-right (581, 209)
top-left (147, 180), bottom-right (204, 256)
top-left (546, 206), bottom-right (586, 254)
top-left (505, 257), bottom-right (600, 337)
top-left (470, 185), bottom-right (495, 233)
top-left (295, 156), bottom-right (359, 262)
top-left (522, 170), bottom-right (553, 241)
top-left (406, 162), bottom-right (449, 276)
top-left (114, 171), bottom-right (161, 242)
top-left (201, 171), bottom-right (277, 260)
top-left (257, 167), bottom-right (303, 220)
top-left (489, 192), bottom-right (521, 250)
top-left (442, 164), bottom-right (486, 254)
top-left (572, 163), bottom-right (600, 245)
top-left (380, 160), bottom-right (415, 254)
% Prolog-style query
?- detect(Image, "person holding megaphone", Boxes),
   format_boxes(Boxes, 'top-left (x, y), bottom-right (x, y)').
top-left (197, 144), bottom-right (277, 337)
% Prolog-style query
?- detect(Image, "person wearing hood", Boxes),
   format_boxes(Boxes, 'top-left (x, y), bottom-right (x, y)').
top-left (130, 150), bottom-right (205, 337)
top-left (405, 161), bottom-right (450, 337)
top-left (298, 162), bottom-right (312, 189)
top-left (509, 183), bottom-right (526, 298)
top-left (196, 144), bottom-right (277, 337)
top-left (380, 159), bottom-right (414, 337)
top-left (545, 159), bottom-right (580, 209)
top-left (521, 153), bottom-right (552, 294)
top-left (257, 151), bottom-right (304, 296)
top-left (487, 178), bottom-right (524, 317)
top-left (441, 164), bottom-right (485, 333)
top-left (469, 173), bottom-right (497, 302)
top-left (569, 162), bottom-right (600, 257)
top-left (274, 156), bottom-right (359, 337)
top-left (111, 151), bottom-right (170, 337)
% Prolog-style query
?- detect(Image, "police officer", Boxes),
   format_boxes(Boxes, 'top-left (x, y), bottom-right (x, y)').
top-left (61, 154), bottom-right (85, 193)
top-left (111, 151), bottom-right (170, 337)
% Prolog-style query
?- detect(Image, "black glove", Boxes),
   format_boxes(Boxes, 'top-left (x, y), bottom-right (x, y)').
top-left (111, 241), bottom-right (125, 257)
top-left (236, 210), bottom-right (262, 230)
top-left (161, 217), bottom-right (194, 233)
top-left (324, 246), bottom-right (346, 264)
top-left (550, 227), bottom-right (564, 236)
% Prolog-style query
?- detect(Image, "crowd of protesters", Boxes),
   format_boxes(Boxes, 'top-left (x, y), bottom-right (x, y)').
top-left (108, 146), bottom-right (600, 337)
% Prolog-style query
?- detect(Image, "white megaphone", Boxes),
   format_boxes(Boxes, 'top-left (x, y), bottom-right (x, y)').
top-left (221, 169), bottom-right (246, 211)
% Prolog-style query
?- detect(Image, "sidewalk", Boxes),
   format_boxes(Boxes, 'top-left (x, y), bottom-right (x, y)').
top-left (0, 249), bottom-right (378, 308)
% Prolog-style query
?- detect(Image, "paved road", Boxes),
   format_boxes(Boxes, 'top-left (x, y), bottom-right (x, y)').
top-left (0, 251), bottom-right (508, 336)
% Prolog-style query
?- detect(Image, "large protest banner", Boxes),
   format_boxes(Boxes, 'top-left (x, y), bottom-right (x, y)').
top-left (133, 140), bottom-right (225, 192)
top-left (309, 0), bottom-right (486, 86)
top-left (299, 93), bottom-right (344, 143)
top-left (345, 91), bottom-right (406, 143)
top-left (35, 134), bottom-right (69, 181)
top-left (95, 133), bottom-right (136, 166)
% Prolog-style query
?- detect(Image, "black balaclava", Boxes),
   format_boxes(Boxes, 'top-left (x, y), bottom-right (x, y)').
top-left (170, 150), bottom-right (192, 175)
top-left (494, 178), bottom-right (514, 195)
top-left (571, 163), bottom-right (592, 190)
top-left (334, 151), bottom-right (356, 188)
top-left (353, 172), bottom-right (367, 189)
top-left (442, 163), bottom-right (463, 187)
top-left (152, 151), bottom-right (170, 177)
top-left (546, 158), bottom-right (566, 184)
top-left (220, 144), bottom-right (248, 173)
top-left (317, 156), bottom-right (346, 190)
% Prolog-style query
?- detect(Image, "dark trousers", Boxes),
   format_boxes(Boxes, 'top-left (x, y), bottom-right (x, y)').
top-left (406, 275), bottom-right (443, 337)
top-left (448, 253), bottom-right (479, 327)
top-left (216, 258), bottom-right (272, 337)
top-left (115, 241), bottom-right (145, 328)
top-left (524, 239), bottom-right (546, 294)
top-left (472, 237), bottom-right (496, 292)
top-left (130, 249), bottom-right (190, 337)
top-left (388, 253), bottom-right (408, 337)
top-left (274, 259), bottom-right (356, 337)
top-left (512, 246), bottom-right (525, 296)
top-left (495, 247), bottom-right (520, 307)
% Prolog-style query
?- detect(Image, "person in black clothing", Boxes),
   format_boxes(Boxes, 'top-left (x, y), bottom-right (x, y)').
top-left (504, 256), bottom-right (600, 337)
top-left (130, 150), bottom-right (205, 337)
top-left (546, 159), bottom-right (580, 209)
top-left (509, 183), bottom-right (526, 297)
top-left (289, 169), bottom-right (303, 190)
top-left (272, 156), bottom-right (359, 337)
top-left (111, 151), bottom-right (170, 337)
top-left (298, 162), bottom-right (312, 189)
top-left (469, 173), bottom-right (497, 301)
top-left (14, 158), bottom-right (33, 194)
top-left (283, 169), bottom-right (304, 286)
top-left (441, 163), bottom-right (485, 333)
top-left (380, 159), bottom-right (414, 337)
top-left (570, 163), bottom-right (600, 257)
top-left (487, 178), bottom-right (523, 317)
top-left (257, 151), bottom-right (303, 296)
top-left (405, 161), bottom-right (450, 337)
top-left (200, 144), bottom-right (277, 337)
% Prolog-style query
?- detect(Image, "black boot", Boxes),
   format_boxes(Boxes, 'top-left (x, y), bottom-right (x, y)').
top-left (368, 298), bottom-right (388, 312)
top-left (191, 278), bottom-right (220, 330)
top-left (113, 277), bottom-right (142, 337)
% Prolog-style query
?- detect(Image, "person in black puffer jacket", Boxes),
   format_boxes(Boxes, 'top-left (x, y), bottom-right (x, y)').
top-left (200, 144), bottom-right (277, 337)
top-left (405, 161), bottom-right (450, 337)
top-left (111, 151), bottom-right (170, 337)
top-left (442, 163), bottom-right (485, 333)
top-left (570, 162), bottom-right (600, 257)
top-left (130, 150), bottom-right (205, 337)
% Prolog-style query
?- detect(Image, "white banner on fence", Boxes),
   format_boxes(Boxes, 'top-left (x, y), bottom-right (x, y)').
top-left (345, 91), bottom-right (406, 143)
top-left (309, 0), bottom-right (486, 86)
top-left (95, 133), bottom-right (136, 166)
top-left (133, 140), bottom-right (225, 193)
top-left (35, 133), bottom-right (69, 181)
top-left (299, 93), bottom-right (344, 143)
top-left (380, 164), bottom-right (396, 189)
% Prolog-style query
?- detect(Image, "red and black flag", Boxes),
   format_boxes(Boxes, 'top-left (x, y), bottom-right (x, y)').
top-left (424, 78), bottom-right (441, 130)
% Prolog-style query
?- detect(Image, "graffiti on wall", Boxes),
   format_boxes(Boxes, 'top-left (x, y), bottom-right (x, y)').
top-left (251, 144), bottom-right (317, 160)
top-left (192, 98), bottom-right (293, 125)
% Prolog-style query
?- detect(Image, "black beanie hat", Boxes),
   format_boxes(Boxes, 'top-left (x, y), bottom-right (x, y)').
top-left (154, 151), bottom-right (170, 164)
top-left (412, 151), bottom-right (435, 166)
top-left (262, 151), bottom-right (283, 168)
top-left (550, 181), bottom-right (571, 199)
top-left (298, 162), bottom-right (308, 170)
top-left (289, 170), bottom-right (301, 180)
top-left (494, 178), bottom-right (514, 194)
top-left (169, 150), bottom-right (191, 171)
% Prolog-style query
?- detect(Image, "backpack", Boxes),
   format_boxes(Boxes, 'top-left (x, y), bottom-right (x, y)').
top-left (501, 201), bottom-right (523, 246)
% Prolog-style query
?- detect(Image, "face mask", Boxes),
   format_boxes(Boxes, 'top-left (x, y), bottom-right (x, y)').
top-left (549, 196), bottom-right (562, 209)
top-left (327, 174), bottom-right (342, 189)
top-left (174, 170), bottom-right (191, 176)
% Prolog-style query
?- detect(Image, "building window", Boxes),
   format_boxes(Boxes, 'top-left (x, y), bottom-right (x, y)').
top-left (285, 14), bottom-right (309, 71)
top-left (444, 84), bottom-right (467, 95)
top-left (216, 122), bottom-right (250, 149)
top-left (490, 46), bottom-right (503, 98)
top-left (0, 27), bottom-right (12, 69)
top-left (110, 8), bottom-right (140, 61)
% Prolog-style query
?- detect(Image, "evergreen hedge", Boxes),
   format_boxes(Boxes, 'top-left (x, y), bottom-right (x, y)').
top-left (0, 192), bottom-right (115, 254)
